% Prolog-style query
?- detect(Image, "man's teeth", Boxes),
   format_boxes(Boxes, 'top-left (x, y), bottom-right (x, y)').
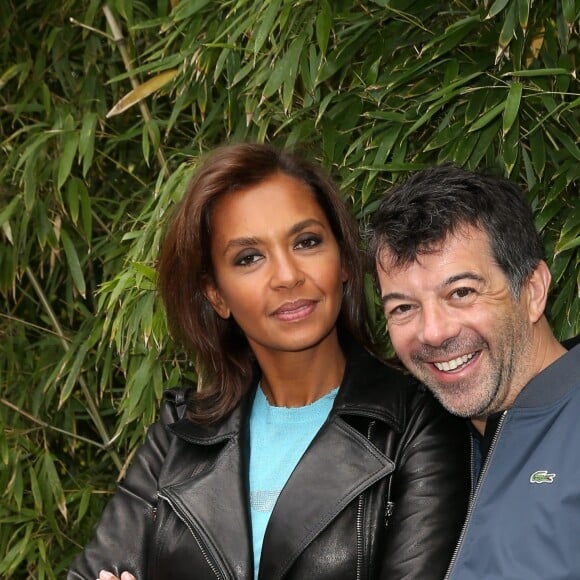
top-left (434, 353), bottom-right (475, 372)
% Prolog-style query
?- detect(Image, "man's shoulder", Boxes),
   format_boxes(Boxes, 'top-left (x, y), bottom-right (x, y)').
top-left (562, 334), bottom-right (580, 351)
top-left (514, 336), bottom-right (580, 408)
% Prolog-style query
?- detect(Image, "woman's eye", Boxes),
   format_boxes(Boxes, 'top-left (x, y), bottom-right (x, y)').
top-left (295, 235), bottom-right (322, 249)
top-left (235, 252), bottom-right (262, 266)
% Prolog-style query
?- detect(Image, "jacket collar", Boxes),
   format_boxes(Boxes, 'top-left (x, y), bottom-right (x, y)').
top-left (168, 390), bottom-right (250, 444)
top-left (513, 340), bottom-right (580, 408)
top-left (331, 338), bottom-right (408, 432)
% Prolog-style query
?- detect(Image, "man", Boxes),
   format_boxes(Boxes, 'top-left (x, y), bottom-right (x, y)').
top-left (368, 163), bottom-right (580, 579)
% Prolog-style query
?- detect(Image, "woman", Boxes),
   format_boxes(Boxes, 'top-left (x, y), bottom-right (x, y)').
top-left (68, 144), bottom-right (469, 580)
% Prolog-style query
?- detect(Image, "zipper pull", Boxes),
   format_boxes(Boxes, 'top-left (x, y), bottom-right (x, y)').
top-left (385, 501), bottom-right (395, 527)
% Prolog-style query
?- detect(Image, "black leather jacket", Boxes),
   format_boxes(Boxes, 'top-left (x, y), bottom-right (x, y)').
top-left (69, 342), bottom-right (469, 579)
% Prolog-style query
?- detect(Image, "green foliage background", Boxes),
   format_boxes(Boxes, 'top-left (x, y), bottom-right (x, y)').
top-left (0, 0), bottom-right (578, 576)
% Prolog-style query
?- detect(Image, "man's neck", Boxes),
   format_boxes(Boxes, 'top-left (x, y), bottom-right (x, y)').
top-left (532, 322), bottom-right (568, 376)
top-left (469, 326), bottom-right (568, 436)
top-left (471, 416), bottom-right (486, 436)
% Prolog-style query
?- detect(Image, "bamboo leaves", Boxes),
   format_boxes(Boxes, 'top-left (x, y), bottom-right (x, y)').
top-left (518, 0), bottom-right (530, 30)
top-left (561, 0), bottom-right (577, 24)
top-left (316, 0), bottom-right (332, 56)
top-left (106, 69), bottom-right (178, 118)
top-left (503, 82), bottom-right (523, 135)
top-left (487, 0), bottom-right (512, 19)
top-left (254, 0), bottom-right (283, 56)
top-left (58, 116), bottom-right (80, 190)
top-left (498, 0), bottom-right (517, 57)
top-left (60, 229), bottom-right (86, 298)
top-left (79, 112), bottom-right (98, 176)
top-left (262, 34), bottom-right (306, 112)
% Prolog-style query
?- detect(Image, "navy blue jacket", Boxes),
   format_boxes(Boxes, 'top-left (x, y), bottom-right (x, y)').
top-left (446, 339), bottom-right (580, 579)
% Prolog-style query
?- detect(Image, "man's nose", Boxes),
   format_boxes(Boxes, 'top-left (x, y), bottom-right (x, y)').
top-left (418, 302), bottom-right (460, 346)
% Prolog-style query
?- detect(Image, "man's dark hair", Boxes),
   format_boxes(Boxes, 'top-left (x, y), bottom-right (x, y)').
top-left (367, 163), bottom-right (545, 296)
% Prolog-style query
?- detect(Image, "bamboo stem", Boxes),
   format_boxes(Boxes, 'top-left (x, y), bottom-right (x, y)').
top-left (102, 4), bottom-right (168, 179)
top-left (0, 398), bottom-right (110, 450)
top-left (25, 267), bottom-right (123, 471)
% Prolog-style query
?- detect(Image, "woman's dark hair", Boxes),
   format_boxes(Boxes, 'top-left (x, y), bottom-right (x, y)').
top-left (158, 143), bottom-right (371, 424)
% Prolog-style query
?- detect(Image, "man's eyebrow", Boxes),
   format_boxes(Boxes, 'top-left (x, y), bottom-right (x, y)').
top-left (380, 272), bottom-right (485, 305)
top-left (443, 272), bottom-right (486, 287)
top-left (381, 292), bottom-right (410, 305)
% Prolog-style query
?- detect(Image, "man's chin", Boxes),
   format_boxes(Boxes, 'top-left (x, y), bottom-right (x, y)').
top-left (439, 403), bottom-right (474, 418)
top-left (429, 389), bottom-right (487, 418)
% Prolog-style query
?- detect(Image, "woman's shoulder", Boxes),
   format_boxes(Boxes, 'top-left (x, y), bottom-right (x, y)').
top-left (340, 343), bottom-right (465, 434)
top-left (158, 386), bottom-right (250, 445)
top-left (336, 343), bottom-right (418, 429)
top-left (160, 387), bottom-right (193, 425)
top-left (342, 340), bottom-right (417, 396)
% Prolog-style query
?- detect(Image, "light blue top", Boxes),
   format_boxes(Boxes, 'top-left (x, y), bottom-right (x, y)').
top-left (249, 385), bottom-right (338, 579)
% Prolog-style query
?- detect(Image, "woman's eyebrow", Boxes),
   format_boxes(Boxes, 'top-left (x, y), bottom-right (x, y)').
top-left (222, 219), bottom-right (326, 254)
top-left (223, 236), bottom-right (261, 253)
top-left (289, 218), bottom-right (326, 235)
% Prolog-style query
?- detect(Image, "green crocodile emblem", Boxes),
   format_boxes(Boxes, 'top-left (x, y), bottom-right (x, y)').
top-left (530, 470), bottom-right (556, 484)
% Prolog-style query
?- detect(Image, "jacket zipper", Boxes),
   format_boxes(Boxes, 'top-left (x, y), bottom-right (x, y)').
top-left (356, 420), bottom-right (376, 580)
top-left (157, 491), bottom-right (225, 580)
top-left (444, 410), bottom-right (508, 579)
top-left (356, 493), bottom-right (364, 580)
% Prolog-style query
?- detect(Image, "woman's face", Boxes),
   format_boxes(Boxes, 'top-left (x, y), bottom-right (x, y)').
top-left (204, 172), bottom-right (347, 360)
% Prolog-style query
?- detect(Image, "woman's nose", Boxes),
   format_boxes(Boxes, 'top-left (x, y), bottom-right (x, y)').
top-left (269, 253), bottom-right (304, 289)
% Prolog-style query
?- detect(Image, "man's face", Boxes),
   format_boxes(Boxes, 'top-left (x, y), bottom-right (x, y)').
top-left (376, 226), bottom-right (538, 420)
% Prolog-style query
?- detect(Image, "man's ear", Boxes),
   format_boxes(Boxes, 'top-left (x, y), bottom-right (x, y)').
top-left (524, 260), bottom-right (551, 324)
top-left (202, 281), bottom-right (230, 319)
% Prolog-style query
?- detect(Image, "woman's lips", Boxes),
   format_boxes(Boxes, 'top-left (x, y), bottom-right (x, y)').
top-left (272, 299), bottom-right (317, 322)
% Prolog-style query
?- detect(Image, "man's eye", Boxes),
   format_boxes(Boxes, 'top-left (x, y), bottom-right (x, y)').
top-left (388, 304), bottom-right (414, 318)
top-left (453, 287), bottom-right (474, 299)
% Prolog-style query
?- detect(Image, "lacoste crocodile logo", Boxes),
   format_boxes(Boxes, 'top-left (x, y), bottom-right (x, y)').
top-left (530, 470), bottom-right (556, 484)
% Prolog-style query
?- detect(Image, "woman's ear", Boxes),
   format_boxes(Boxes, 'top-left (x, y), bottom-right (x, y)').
top-left (524, 260), bottom-right (551, 324)
top-left (202, 281), bottom-right (231, 319)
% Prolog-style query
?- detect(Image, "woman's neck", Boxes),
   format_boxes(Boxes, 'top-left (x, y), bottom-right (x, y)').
top-left (254, 334), bottom-right (346, 408)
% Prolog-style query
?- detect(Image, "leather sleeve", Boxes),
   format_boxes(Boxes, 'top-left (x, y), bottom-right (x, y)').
top-left (378, 389), bottom-right (470, 579)
top-left (67, 393), bottom-right (183, 580)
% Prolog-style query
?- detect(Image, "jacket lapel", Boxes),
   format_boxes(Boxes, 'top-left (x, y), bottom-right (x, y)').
top-left (162, 404), bottom-right (253, 579)
top-left (259, 415), bottom-right (394, 579)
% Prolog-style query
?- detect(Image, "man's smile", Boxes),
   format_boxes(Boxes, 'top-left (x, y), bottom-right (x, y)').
top-left (433, 352), bottom-right (477, 373)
